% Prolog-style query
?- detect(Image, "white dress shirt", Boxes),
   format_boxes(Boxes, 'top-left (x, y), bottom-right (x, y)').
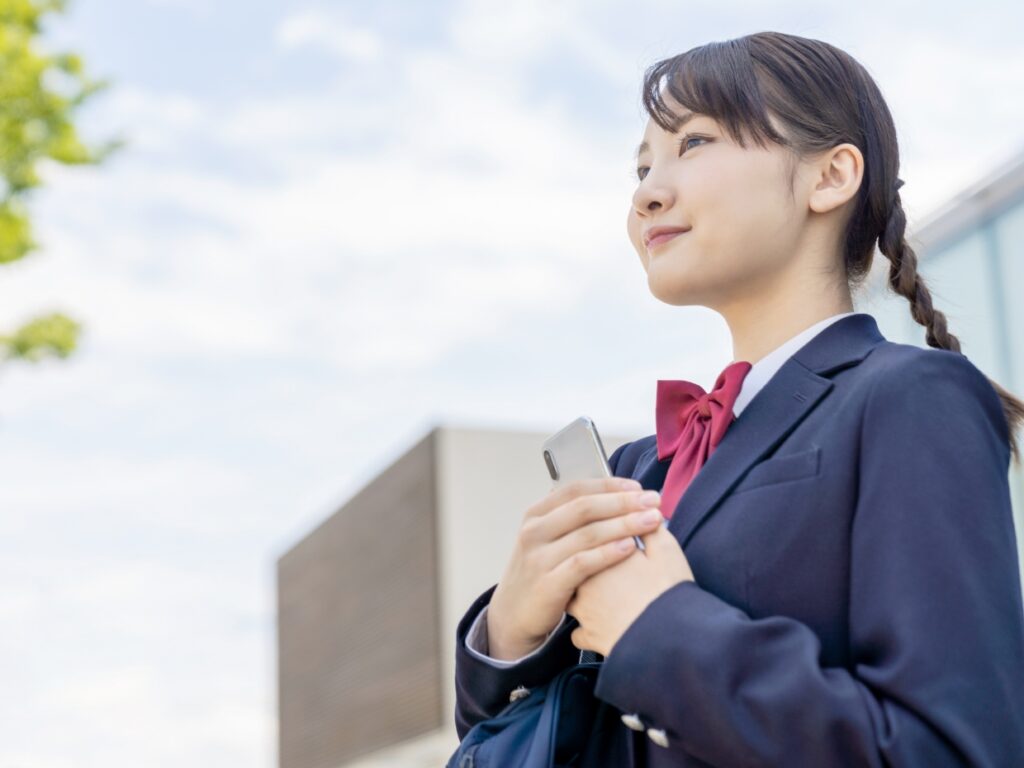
top-left (465, 311), bottom-right (863, 667)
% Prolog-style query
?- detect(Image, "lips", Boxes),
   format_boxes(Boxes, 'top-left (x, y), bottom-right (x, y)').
top-left (644, 226), bottom-right (691, 249)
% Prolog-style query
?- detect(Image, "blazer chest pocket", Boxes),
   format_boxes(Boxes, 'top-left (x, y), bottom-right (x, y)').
top-left (731, 445), bottom-right (821, 495)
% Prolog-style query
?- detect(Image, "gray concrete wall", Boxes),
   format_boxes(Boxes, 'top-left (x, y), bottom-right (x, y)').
top-left (277, 430), bottom-right (442, 768)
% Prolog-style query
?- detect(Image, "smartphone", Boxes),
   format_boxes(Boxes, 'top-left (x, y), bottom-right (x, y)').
top-left (542, 416), bottom-right (646, 552)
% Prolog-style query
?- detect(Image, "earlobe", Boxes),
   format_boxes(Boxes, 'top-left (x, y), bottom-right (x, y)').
top-left (809, 142), bottom-right (863, 214)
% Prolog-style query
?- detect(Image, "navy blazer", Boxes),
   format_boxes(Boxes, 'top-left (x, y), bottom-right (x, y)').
top-left (452, 313), bottom-right (1024, 766)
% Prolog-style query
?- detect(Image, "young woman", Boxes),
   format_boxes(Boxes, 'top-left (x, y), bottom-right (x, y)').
top-left (453, 31), bottom-right (1024, 766)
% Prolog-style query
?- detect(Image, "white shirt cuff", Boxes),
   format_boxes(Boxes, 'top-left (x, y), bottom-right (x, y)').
top-left (464, 604), bottom-right (568, 668)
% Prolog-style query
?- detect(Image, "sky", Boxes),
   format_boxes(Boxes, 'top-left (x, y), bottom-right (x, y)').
top-left (1, 0), bottom-right (1023, 765)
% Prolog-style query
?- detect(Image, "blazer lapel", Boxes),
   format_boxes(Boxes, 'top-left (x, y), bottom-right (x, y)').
top-left (634, 313), bottom-right (886, 548)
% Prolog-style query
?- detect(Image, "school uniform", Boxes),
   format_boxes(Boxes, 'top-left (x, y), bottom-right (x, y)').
top-left (452, 311), bottom-right (1024, 766)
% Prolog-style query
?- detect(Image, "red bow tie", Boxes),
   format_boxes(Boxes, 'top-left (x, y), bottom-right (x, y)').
top-left (654, 360), bottom-right (752, 520)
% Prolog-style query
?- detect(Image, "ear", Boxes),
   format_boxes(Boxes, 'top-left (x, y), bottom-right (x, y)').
top-left (807, 142), bottom-right (863, 214)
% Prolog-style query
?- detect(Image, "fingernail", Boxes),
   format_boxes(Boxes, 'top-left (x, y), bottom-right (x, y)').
top-left (639, 490), bottom-right (661, 506)
top-left (618, 478), bottom-right (641, 489)
top-left (616, 537), bottom-right (635, 551)
top-left (640, 508), bottom-right (662, 524)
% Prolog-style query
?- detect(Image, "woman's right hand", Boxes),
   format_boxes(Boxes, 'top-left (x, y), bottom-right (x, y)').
top-left (485, 477), bottom-right (665, 660)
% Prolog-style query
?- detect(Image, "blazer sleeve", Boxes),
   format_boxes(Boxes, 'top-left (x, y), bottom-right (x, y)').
top-left (453, 440), bottom-right (633, 740)
top-left (592, 350), bottom-right (1024, 766)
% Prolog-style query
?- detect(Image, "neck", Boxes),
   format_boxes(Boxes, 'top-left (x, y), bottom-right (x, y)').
top-left (717, 278), bottom-right (854, 366)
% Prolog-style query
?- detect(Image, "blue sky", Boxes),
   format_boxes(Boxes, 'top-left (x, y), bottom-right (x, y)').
top-left (1, 0), bottom-right (1023, 765)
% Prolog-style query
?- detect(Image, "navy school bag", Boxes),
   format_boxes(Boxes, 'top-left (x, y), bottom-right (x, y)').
top-left (446, 652), bottom-right (643, 768)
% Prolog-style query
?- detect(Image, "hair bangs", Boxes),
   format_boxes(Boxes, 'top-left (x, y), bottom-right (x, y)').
top-left (641, 40), bottom-right (789, 152)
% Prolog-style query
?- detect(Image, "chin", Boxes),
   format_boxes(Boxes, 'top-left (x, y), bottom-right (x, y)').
top-left (646, 272), bottom-right (709, 307)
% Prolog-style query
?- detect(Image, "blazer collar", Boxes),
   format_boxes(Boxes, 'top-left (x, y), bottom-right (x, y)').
top-left (635, 312), bottom-right (886, 547)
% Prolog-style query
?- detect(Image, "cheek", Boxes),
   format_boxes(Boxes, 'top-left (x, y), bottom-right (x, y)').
top-left (696, 168), bottom-right (785, 260)
top-left (626, 210), bottom-right (647, 265)
top-left (625, 209), bottom-right (639, 245)
top-left (669, 187), bottom-right (778, 293)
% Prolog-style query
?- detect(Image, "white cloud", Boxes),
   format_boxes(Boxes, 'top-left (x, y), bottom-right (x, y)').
top-left (86, 86), bottom-right (206, 153)
top-left (276, 7), bottom-right (383, 61)
top-left (142, 0), bottom-right (213, 16)
top-left (9, 41), bottom-right (641, 376)
top-left (447, 0), bottom-right (642, 88)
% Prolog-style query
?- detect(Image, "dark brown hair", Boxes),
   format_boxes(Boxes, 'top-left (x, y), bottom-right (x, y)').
top-left (640, 31), bottom-right (1023, 466)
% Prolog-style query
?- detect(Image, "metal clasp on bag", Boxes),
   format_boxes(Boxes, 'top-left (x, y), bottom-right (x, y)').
top-left (457, 743), bottom-right (479, 767)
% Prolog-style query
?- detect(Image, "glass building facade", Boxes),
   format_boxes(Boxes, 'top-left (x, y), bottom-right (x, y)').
top-left (858, 148), bottom-right (1024, 585)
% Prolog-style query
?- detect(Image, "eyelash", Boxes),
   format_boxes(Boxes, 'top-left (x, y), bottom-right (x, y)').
top-left (634, 135), bottom-right (709, 181)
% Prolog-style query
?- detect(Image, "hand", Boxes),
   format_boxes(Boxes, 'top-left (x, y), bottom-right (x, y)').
top-left (486, 478), bottom-right (667, 660)
top-left (566, 521), bottom-right (694, 657)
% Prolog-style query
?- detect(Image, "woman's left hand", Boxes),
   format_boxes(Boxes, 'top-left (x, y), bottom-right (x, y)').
top-left (566, 522), bottom-right (694, 657)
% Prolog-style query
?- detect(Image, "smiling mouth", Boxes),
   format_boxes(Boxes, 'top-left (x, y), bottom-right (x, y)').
top-left (646, 230), bottom-right (690, 250)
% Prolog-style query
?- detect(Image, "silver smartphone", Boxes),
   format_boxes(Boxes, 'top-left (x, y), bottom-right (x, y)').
top-left (542, 416), bottom-right (646, 551)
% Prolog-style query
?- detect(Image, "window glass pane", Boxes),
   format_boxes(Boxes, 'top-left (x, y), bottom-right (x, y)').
top-left (994, 196), bottom-right (1024, 578)
top-left (995, 197), bottom-right (1024, 393)
top-left (919, 231), bottom-right (1000, 375)
top-left (859, 229), bottom-right (999, 365)
top-left (856, 256), bottom-right (920, 344)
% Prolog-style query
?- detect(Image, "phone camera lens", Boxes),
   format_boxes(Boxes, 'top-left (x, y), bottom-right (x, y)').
top-left (543, 449), bottom-right (559, 481)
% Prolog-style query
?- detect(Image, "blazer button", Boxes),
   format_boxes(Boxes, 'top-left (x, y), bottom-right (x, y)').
top-left (620, 712), bottom-right (645, 731)
top-left (509, 685), bottom-right (529, 703)
top-left (647, 727), bottom-right (669, 748)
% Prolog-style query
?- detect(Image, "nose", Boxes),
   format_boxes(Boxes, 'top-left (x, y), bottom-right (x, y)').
top-left (632, 176), bottom-right (672, 216)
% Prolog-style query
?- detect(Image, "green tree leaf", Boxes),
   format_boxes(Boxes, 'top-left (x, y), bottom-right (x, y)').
top-left (0, 311), bottom-right (80, 361)
top-left (1, 0), bottom-right (121, 372)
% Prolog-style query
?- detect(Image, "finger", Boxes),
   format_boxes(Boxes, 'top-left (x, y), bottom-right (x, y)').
top-left (534, 487), bottom-right (662, 543)
top-left (571, 626), bottom-right (586, 650)
top-left (643, 525), bottom-right (694, 577)
top-left (542, 506), bottom-right (663, 570)
top-left (546, 534), bottom-right (638, 595)
top-left (637, 528), bottom-right (662, 557)
top-left (524, 477), bottom-right (641, 521)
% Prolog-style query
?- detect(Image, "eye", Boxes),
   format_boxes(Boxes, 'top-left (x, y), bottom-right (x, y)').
top-left (634, 135), bottom-right (710, 180)
top-left (677, 134), bottom-right (708, 155)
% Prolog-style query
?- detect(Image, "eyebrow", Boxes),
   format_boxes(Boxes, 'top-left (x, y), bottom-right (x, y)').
top-left (635, 111), bottom-right (699, 158)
